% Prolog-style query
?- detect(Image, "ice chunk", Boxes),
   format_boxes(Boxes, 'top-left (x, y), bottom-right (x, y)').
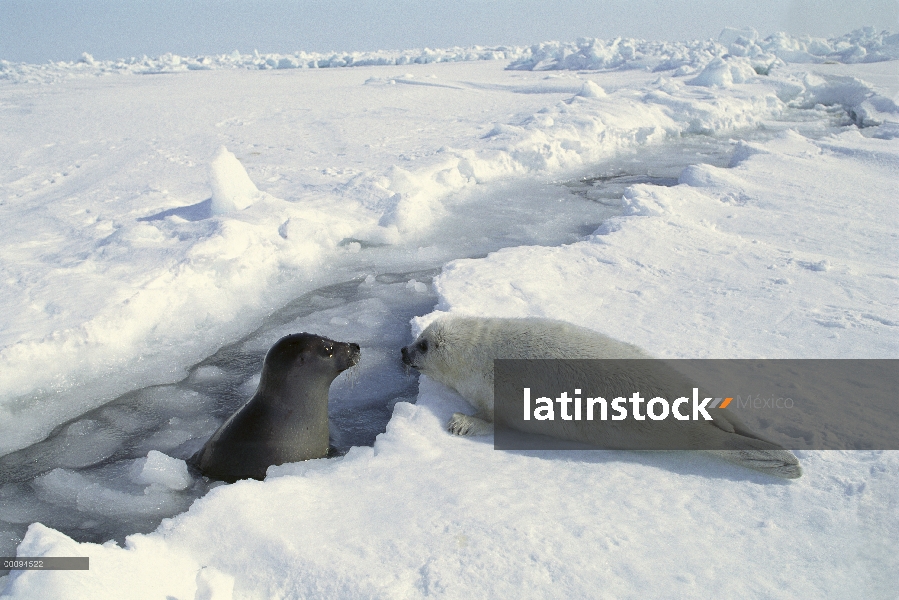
top-left (208, 147), bottom-right (261, 215)
top-left (56, 420), bottom-right (122, 469)
top-left (405, 279), bottom-right (428, 293)
top-left (576, 80), bottom-right (606, 98)
top-left (190, 366), bottom-right (227, 382)
top-left (34, 467), bottom-right (190, 517)
top-left (129, 451), bottom-right (192, 491)
top-left (688, 57), bottom-right (756, 87)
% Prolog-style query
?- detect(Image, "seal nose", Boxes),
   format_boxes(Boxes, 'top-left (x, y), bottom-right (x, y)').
top-left (401, 346), bottom-right (411, 366)
top-left (348, 343), bottom-right (361, 365)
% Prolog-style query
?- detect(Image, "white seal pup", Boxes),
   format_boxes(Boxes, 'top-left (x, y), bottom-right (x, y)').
top-left (194, 333), bottom-right (360, 482)
top-left (402, 316), bottom-right (801, 479)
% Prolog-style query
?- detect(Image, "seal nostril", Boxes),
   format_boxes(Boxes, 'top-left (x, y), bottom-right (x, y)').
top-left (401, 347), bottom-right (415, 367)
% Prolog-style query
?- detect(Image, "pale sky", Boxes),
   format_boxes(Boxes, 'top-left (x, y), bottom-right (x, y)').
top-left (1, 0), bottom-right (897, 63)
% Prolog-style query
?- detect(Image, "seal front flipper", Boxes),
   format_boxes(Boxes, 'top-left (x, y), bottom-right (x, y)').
top-left (448, 412), bottom-right (494, 436)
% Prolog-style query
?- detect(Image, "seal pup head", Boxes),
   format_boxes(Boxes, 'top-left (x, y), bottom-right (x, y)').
top-left (401, 317), bottom-right (502, 414)
top-left (400, 326), bottom-right (437, 371)
top-left (401, 318), bottom-right (457, 385)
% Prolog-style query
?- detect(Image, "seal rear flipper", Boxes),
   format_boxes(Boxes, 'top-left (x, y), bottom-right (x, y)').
top-left (709, 448), bottom-right (802, 479)
top-left (709, 407), bottom-right (784, 447)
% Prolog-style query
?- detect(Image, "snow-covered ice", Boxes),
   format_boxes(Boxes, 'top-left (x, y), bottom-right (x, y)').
top-left (0, 28), bottom-right (897, 599)
top-left (0, 45), bottom-right (530, 85)
top-left (428, 129), bottom-right (898, 359)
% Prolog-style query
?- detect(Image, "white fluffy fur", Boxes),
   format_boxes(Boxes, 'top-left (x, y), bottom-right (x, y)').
top-left (404, 316), bottom-right (802, 479)
top-left (410, 316), bottom-right (649, 417)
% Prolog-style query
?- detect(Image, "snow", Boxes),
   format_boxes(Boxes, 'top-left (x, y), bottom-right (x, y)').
top-left (208, 147), bottom-right (263, 215)
top-left (507, 27), bottom-right (899, 73)
top-left (2, 27), bottom-right (896, 86)
top-left (687, 57), bottom-right (758, 87)
top-left (576, 80), bottom-right (607, 98)
top-left (0, 46), bottom-right (529, 85)
top-left (427, 129), bottom-right (898, 362)
top-left (0, 59), bottom-right (800, 458)
top-left (4, 396), bottom-right (898, 598)
top-left (1, 28), bottom-right (897, 599)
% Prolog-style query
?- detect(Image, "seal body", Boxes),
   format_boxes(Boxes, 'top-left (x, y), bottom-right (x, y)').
top-left (402, 316), bottom-right (801, 478)
top-left (195, 333), bottom-right (360, 482)
top-left (402, 317), bottom-right (649, 435)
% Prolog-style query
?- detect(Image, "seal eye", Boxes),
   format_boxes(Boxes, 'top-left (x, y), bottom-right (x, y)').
top-left (418, 339), bottom-right (428, 353)
top-left (322, 344), bottom-right (334, 357)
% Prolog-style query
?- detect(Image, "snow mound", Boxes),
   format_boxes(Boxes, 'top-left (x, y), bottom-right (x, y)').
top-left (688, 57), bottom-right (757, 87)
top-left (507, 28), bottom-right (897, 74)
top-left (507, 37), bottom-right (731, 72)
top-left (2, 29), bottom-right (894, 86)
top-left (790, 73), bottom-right (899, 127)
top-left (576, 80), bottom-right (607, 97)
top-left (209, 147), bottom-right (261, 215)
top-left (756, 27), bottom-right (899, 64)
top-left (194, 567), bottom-right (235, 600)
top-left (0, 45), bottom-right (528, 85)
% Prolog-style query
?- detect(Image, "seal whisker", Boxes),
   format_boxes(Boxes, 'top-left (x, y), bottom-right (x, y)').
top-left (342, 362), bottom-right (360, 388)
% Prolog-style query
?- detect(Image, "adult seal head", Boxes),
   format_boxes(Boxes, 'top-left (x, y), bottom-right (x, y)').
top-left (194, 333), bottom-right (360, 482)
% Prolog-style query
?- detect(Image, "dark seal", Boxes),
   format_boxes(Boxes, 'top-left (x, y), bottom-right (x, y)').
top-left (193, 333), bottom-right (360, 482)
